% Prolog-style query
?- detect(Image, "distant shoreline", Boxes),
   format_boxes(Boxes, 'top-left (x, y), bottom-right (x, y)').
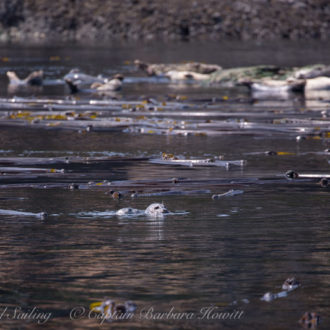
top-left (0, 0), bottom-right (329, 43)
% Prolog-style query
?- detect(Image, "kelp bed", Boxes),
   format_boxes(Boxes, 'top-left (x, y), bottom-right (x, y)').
top-left (0, 96), bottom-right (329, 137)
top-left (0, 94), bottom-right (329, 195)
top-left (0, 52), bottom-right (329, 329)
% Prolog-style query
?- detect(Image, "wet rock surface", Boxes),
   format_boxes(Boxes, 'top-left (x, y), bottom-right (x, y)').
top-left (0, 0), bottom-right (330, 43)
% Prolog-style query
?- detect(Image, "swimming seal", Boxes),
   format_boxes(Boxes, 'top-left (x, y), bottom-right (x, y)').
top-left (115, 203), bottom-right (169, 217)
top-left (144, 202), bottom-right (169, 216)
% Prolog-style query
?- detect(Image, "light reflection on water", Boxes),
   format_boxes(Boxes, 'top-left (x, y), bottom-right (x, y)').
top-left (0, 41), bottom-right (329, 329)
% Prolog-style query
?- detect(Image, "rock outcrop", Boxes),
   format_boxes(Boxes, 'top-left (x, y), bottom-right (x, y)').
top-left (0, 0), bottom-right (329, 43)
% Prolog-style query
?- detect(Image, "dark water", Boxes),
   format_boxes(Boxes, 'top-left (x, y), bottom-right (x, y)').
top-left (0, 41), bottom-right (329, 329)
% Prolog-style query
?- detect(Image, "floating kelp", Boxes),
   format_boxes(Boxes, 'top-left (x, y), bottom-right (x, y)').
top-left (0, 209), bottom-right (47, 219)
top-left (285, 170), bottom-right (330, 186)
top-left (0, 175), bottom-right (323, 191)
top-left (77, 210), bottom-right (130, 219)
top-left (245, 150), bottom-right (296, 156)
top-left (1, 94), bottom-right (328, 139)
top-left (150, 156), bottom-right (245, 168)
top-left (131, 189), bottom-right (211, 198)
top-left (212, 189), bottom-right (244, 199)
top-left (0, 166), bottom-right (64, 174)
top-left (286, 172), bottom-right (329, 187)
top-left (260, 291), bottom-right (288, 302)
top-left (0, 155), bottom-right (148, 166)
top-left (0, 197), bottom-right (27, 201)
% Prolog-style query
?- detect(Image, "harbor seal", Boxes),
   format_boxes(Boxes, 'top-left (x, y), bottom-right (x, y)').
top-left (65, 70), bottom-right (123, 93)
top-left (239, 78), bottom-right (306, 93)
top-left (7, 70), bottom-right (43, 86)
top-left (116, 207), bottom-right (140, 216)
top-left (90, 74), bottom-right (124, 91)
top-left (144, 202), bottom-right (169, 216)
top-left (134, 60), bottom-right (221, 76)
top-left (116, 203), bottom-right (169, 217)
top-left (64, 68), bottom-right (107, 93)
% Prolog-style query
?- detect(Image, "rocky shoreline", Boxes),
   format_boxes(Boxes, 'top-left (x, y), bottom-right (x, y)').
top-left (0, 0), bottom-right (330, 43)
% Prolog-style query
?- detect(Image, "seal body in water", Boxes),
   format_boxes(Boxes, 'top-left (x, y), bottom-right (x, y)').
top-left (116, 207), bottom-right (140, 216)
top-left (7, 70), bottom-right (43, 86)
top-left (116, 203), bottom-right (169, 217)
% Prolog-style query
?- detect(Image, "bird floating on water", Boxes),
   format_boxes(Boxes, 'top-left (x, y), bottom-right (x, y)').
top-left (90, 298), bottom-right (137, 320)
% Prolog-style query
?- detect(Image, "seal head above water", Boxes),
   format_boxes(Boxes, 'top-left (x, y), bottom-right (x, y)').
top-left (145, 203), bottom-right (169, 216)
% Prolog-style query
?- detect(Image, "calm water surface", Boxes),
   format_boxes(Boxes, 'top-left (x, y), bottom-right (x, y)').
top-left (0, 41), bottom-right (329, 329)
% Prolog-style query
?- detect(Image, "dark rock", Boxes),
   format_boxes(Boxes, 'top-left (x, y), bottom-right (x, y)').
top-left (0, 0), bottom-right (330, 42)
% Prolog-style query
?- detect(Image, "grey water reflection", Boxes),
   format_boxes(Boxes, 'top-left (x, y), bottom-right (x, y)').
top-left (0, 41), bottom-right (329, 329)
